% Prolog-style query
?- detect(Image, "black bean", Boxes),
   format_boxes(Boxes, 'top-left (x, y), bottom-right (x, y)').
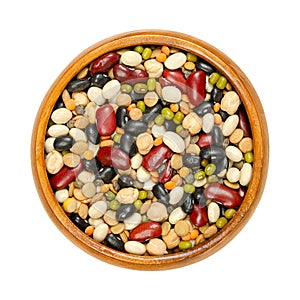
top-left (195, 59), bottom-right (215, 75)
top-left (105, 234), bottom-right (124, 252)
top-left (123, 120), bottom-right (147, 136)
top-left (54, 100), bottom-right (65, 109)
top-left (130, 90), bottom-right (145, 101)
top-left (219, 109), bottom-right (229, 121)
top-left (142, 102), bottom-right (163, 123)
top-left (193, 101), bottom-right (213, 116)
top-left (152, 183), bottom-right (170, 203)
top-left (211, 86), bottom-right (223, 103)
top-left (116, 204), bottom-right (135, 221)
top-left (211, 126), bottom-right (224, 146)
top-left (53, 136), bottom-right (74, 151)
top-left (82, 159), bottom-right (98, 173)
top-left (118, 175), bottom-right (134, 188)
top-left (164, 119), bottom-right (177, 132)
top-left (69, 214), bottom-right (89, 232)
top-left (182, 154), bottom-right (201, 168)
top-left (200, 146), bottom-right (225, 160)
top-left (91, 73), bottom-right (110, 88)
top-left (85, 123), bottom-right (100, 144)
top-left (120, 133), bottom-right (138, 157)
top-left (193, 187), bottom-right (206, 206)
top-left (97, 166), bottom-right (116, 183)
top-left (213, 156), bottom-right (228, 174)
top-left (181, 193), bottom-right (194, 214)
top-left (116, 106), bottom-right (128, 128)
top-left (66, 77), bottom-right (91, 92)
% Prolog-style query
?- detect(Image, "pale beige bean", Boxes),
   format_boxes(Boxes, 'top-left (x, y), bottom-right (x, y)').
top-left (240, 163), bottom-right (252, 186)
top-left (51, 108), bottom-right (72, 124)
top-left (222, 114), bottom-right (239, 136)
top-left (225, 145), bottom-right (243, 162)
top-left (88, 201), bottom-right (107, 219)
top-left (45, 150), bottom-right (63, 174)
top-left (164, 52), bottom-right (186, 70)
top-left (169, 207), bottom-right (187, 224)
top-left (221, 91), bottom-right (241, 115)
top-left (93, 223), bottom-right (109, 242)
top-left (116, 187), bottom-right (139, 204)
top-left (146, 238), bottom-right (167, 255)
top-left (182, 112), bottom-right (202, 135)
top-left (125, 241), bottom-right (146, 255)
top-left (147, 202), bottom-right (168, 222)
top-left (226, 167), bottom-right (241, 183)
top-left (121, 51), bottom-right (142, 67)
top-left (144, 59), bottom-right (164, 77)
top-left (163, 131), bottom-right (185, 153)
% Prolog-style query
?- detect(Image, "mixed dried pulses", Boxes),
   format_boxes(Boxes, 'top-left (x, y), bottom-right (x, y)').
top-left (45, 44), bottom-right (254, 256)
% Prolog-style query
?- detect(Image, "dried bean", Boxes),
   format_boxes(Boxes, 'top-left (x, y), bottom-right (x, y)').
top-left (91, 52), bottom-right (120, 75)
top-left (97, 147), bottom-right (130, 170)
top-left (116, 204), bottom-right (135, 221)
top-left (129, 221), bottom-right (162, 242)
top-left (205, 183), bottom-right (242, 208)
top-left (186, 70), bottom-right (206, 105)
top-left (105, 233), bottom-right (125, 251)
top-left (96, 104), bottom-right (117, 136)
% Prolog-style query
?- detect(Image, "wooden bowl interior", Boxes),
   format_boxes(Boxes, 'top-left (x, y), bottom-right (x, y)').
top-left (31, 30), bottom-right (269, 270)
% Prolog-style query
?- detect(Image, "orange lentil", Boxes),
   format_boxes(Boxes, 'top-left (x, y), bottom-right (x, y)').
top-left (100, 135), bottom-right (111, 141)
top-left (214, 114), bottom-right (222, 125)
top-left (213, 102), bottom-right (221, 112)
top-left (161, 45), bottom-right (170, 56)
top-left (184, 61), bottom-right (195, 71)
top-left (164, 181), bottom-right (176, 190)
top-left (181, 232), bottom-right (191, 241)
top-left (156, 52), bottom-right (167, 63)
top-left (100, 140), bottom-right (114, 148)
top-left (100, 184), bottom-right (110, 193)
top-left (190, 229), bottom-right (199, 240)
top-left (153, 137), bottom-right (163, 146)
top-left (64, 98), bottom-right (76, 111)
top-left (85, 226), bottom-right (94, 236)
top-left (170, 103), bottom-right (179, 112)
top-left (127, 103), bottom-right (137, 112)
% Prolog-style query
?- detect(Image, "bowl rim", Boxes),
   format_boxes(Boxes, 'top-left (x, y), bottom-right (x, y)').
top-left (31, 29), bottom-right (269, 270)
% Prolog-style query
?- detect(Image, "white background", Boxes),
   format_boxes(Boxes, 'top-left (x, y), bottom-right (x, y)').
top-left (1, 0), bottom-right (299, 299)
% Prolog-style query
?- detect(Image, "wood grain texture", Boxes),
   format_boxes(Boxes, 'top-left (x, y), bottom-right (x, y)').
top-left (31, 30), bottom-right (269, 270)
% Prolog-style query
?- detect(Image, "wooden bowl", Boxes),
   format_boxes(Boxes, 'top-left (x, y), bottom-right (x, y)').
top-left (31, 30), bottom-right (269, 270)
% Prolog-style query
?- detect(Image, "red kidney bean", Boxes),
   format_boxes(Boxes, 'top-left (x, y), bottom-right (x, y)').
top-left (113, 64), bottom-right (148, 82)
top-left (190, 204), bottom-right (208, 227)
top-left (142, 145), bottom-right (173, 172)
top-left (162, 69), bottom-right (187, 92)
top-left (97, 147), bottom-right (130, 170)
top-left (186, 70), bottom-right (206, 106)
top-left (129, 221), bottom-right (162, 242)
top-left (90, 52), bottom-right (120, 75)
top-left (96, 104), bottom-right (116, 136)
top-left (197, 133), bottom-right (212, 148)
top-left (159, 160), bottom-right (173, 184)
top-left (237, 105), bottom-right (251, 137)
top-left (204, 183), bottom-right (243, 208)
top-left (50, 161), bottom-right (82, 190)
